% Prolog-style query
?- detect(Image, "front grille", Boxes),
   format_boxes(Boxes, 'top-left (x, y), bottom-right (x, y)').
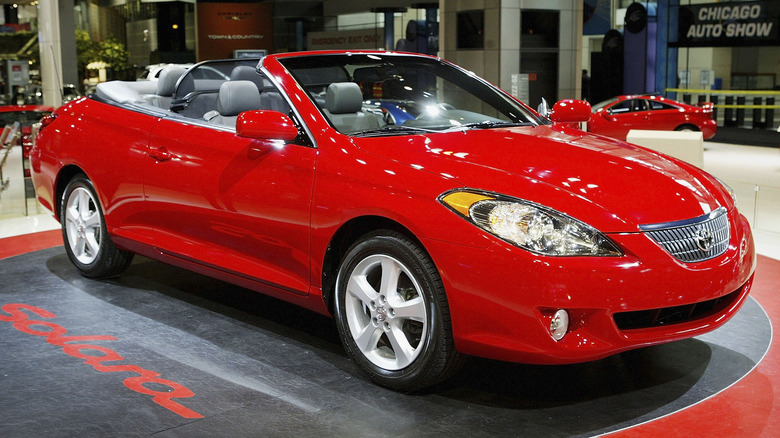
top-left (640, 207), bottom-right (729, 263)
top-left (613, 288), bottom-right (741, 330)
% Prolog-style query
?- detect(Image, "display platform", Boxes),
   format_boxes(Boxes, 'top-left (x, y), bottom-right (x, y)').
top-left (710, 127), bottom-right (780, 148)
top-left (0, 247), bottom-right (771, 437)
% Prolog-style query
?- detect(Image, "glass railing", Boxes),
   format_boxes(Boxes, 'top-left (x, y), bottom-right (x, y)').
top-left (727, 180), bottom-right (780, 236)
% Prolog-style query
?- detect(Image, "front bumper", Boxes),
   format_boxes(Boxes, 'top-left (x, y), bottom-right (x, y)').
top-left (422, 210), bottom-right (756, 364)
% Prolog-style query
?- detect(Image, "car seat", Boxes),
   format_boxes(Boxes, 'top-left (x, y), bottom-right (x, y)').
top-left (323, 82), bottom-right (381, 133)
top-left (146, 66), bottom-right (187, 109)
top-left (205, 80), bottom-right (261, 128)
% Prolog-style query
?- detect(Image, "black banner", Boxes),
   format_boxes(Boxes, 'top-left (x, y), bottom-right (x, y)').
top-left (675, 1), bottom-right (780, 47)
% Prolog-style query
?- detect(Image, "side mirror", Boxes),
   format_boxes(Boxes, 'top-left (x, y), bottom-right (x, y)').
top-left (549, 99), bottom-right (591, 123)
top-left (236, 110), bottom-right (298, 141)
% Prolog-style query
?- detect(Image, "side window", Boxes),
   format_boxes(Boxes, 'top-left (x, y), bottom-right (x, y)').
top-left (257, 74), bottom-right (292, 116)
top-left (608, 100), bottom-right (632, 114)
top-left (203, 71), bottom-right (293, 127)
top-left (632, 99), bottom-right (648, 112)
top-left (610, 99), bottom-right (649, 114)
top-left (0, 112), bottom-right (17, 125)
top-left (649, 100), bottom-right (678, 110)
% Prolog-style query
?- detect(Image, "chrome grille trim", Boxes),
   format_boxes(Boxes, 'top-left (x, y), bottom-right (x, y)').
top-left (640, 207), bottom-right (730, 263)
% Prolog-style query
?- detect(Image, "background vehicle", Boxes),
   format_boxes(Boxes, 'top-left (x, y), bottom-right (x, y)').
top-left (30, 52), bottom-right (755, 392)
top-left (588, 94), bottom-right (717, 140)
top-left (137, 63), bottom-right (193, 81)
top-left (21, 84), bottom-right (82, 105)
top-left (0, 104), bottom-right (53, 177)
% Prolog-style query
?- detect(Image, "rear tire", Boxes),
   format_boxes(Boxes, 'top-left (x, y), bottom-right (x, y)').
top-left (334, 230), bottom-right (464, 392)
top-left (61, 175), bottom-right (133, 278)
top-left (675, 124), bottom-right (699, 132)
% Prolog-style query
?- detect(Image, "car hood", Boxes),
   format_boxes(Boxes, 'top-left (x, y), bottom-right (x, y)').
top-left (352, 125), bottom-right (730, 233)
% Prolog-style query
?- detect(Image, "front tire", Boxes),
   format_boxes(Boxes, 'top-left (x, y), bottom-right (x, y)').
top-left (61, 175), bottom-right (133, 278)
top-left (334, 230), bottom-right (464, 391)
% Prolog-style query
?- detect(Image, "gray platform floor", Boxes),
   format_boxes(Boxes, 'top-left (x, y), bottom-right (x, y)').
top-left (0, 248), bottom-right (771, 437)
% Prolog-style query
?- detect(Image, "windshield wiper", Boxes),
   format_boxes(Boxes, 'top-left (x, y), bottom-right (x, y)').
top-left (350, 125), bottom-right (440, 137)
top-left (459, 121), bottom-right (533, 130)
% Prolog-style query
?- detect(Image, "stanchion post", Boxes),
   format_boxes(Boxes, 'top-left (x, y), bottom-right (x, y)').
top-left (753, 97), bottom-right (763, 129)
top-left (736, 96), bottom-right (746, 127)
top-left (724, 96), bottom-right (735, 127)
top-left (711, 95), bottom-right (719, 125)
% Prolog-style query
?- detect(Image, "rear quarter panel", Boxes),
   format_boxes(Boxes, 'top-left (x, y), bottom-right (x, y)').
top-left (34, 98), bottom-right (159, 228)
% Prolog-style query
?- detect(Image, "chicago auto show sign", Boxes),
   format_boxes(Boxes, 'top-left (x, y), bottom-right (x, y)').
top-left (676, 0), bottom-right (780, 47)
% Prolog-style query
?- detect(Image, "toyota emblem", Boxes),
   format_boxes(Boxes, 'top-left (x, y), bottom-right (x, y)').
top-left (695, 227), bottom-right (715, 252)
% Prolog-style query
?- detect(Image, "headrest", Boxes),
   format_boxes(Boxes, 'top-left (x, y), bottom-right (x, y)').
top-left (217, 80), bottom-right (261, 116)
top-left (230, 66), bottom-right (256, 81)
top-left (230, 65), bottom-right (266, 89)
top-left (156, 66), bottom-right (187, 96)
top-left (325, 82), bottom-right (363, 114)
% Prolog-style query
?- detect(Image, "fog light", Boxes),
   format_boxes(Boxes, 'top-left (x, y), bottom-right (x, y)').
top-left (550, 309), bottom-right (569, 341)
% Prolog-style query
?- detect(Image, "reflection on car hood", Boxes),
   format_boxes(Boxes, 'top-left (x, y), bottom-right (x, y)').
top-left (353, 125), bottom-right (729, 232)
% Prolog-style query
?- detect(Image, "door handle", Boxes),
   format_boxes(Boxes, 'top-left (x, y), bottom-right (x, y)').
top-left (149, 146), bottom-right (172, 161)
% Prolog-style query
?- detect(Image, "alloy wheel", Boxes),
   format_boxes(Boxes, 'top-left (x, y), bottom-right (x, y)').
top-left (344, 254), bottom-right (428, 370)
top-left (64, 186), bottom-right (102, 265)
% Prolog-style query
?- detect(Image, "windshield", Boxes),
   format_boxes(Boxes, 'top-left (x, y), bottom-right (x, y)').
top-left (591, 98), bottom-right (618, 112)
top-left (278, 53), bottom-right (543, 136)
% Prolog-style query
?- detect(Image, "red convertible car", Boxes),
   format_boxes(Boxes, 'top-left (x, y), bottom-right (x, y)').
top-left (30, 52), bottom-right (755, 391)
top-left (588, 94), bottom-right (717, 140)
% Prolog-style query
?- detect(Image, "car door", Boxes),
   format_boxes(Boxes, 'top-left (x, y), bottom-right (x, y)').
top-left (140, 116), bottom-right (317, 295)
top-left (644, 99), bottom-right (680, 131)
top-left (604, 99), bottom-right (649, 139)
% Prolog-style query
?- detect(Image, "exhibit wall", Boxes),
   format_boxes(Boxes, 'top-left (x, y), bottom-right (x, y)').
top-left (196, 2), bottom-right (274, 61)
top-left (440, 0), bottom-right (583, 104)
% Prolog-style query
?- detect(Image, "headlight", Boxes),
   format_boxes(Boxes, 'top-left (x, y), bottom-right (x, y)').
top-left (440, 190), bottom-right (622, 256)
